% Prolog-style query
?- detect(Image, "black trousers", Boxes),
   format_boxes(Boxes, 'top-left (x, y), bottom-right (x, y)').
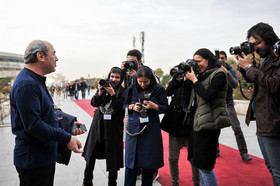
top-left (16, 164), bottom-right (55, 186)
top-left (124, 167), bottom-right (153, 186)
top-left (83, 154), bottom-right (118, 186)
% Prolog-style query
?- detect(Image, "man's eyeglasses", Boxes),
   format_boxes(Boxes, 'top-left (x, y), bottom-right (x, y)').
top-left (251, 40), bottom-right (263, 46)
top-left (219, 57), bottom-right (225, 60)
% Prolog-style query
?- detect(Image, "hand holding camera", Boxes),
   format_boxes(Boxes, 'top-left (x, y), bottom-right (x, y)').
top-left (72, 122), bottom-right (87, 135)
top-left (236, 52), bottom-right (251, 70)
top-left (185, 67), bottom-right (198, 83)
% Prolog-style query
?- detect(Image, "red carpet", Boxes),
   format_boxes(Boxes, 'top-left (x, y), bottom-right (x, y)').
top-left (74, 99), bottom-right (273, 186)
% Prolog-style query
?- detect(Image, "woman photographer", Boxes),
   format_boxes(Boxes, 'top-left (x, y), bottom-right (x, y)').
top-left (124, 66), bottom-right (168, 186)
top-left (82, 67), bottom-right (124, 186)
top-left (185, 48), bottom-right (230, 186)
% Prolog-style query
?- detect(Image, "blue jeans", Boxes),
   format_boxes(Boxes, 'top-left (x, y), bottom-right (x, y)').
top-left (257, 135), bottom-right (280, 186)
top-left (199, 169), bottom-right (218, 186)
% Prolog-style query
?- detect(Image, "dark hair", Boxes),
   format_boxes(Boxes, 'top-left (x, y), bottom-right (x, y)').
top-left (219, 51), bottom-right (227, 59)
top-left (108, 66), bottom-right (124, 85)
top-left (24, 40), bottom-right (48, 64)
top-left (194, 48), bottom-right (219, 70)
top-left (136, 66), bottom-right (157, 89)
top-left (247, 22), bottom-right (279, 46)
top-left (127, 49), bottom-right (142, 62)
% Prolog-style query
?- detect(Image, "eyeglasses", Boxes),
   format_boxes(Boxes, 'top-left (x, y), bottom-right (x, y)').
top-left (252, 40), bottom-right (263, 46)
top-left (219, 57), bottom-right (225, 60)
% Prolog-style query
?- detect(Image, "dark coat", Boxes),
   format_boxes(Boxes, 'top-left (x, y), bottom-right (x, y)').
top-left (56, 110), bottom-right (76, 165)
top-left (161, 78), bottom-right (192, 137)
top-left (125, 82), bottom-right (168, 169)
top-left (241, 56), bottom-right (280, 137)
top-left (82, 86), bottom-right (125, 171)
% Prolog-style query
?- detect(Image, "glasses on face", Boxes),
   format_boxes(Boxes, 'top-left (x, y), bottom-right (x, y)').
top-left (219, 57), bottom-right (225, 60)
top-left (251, 40), bottom-right (263, 46)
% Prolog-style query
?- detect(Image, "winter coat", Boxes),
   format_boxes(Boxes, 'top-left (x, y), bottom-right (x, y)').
top-left (125, 79), bottom-right (168, 169)
top-left (241, 56), bottom-right (280, 137)
top-left (82, 85), bottom-right (125, 171)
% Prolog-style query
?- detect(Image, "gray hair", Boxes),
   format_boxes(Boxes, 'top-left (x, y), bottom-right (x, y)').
top-left (24, 40), bottom-right (48, 64)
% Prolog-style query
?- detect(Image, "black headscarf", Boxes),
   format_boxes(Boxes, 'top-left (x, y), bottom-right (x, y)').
top-left (194, 48), bottom-right (220, 80)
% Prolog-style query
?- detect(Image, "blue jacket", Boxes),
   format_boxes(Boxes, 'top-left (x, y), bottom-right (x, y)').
top-left (10, 68), bottom-right (71, 169)
top-left (125, 82), bottom-right (168, 169)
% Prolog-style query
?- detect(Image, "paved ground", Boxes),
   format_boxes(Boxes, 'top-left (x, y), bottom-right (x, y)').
top-left (0, 90), bottom-right (262, 186)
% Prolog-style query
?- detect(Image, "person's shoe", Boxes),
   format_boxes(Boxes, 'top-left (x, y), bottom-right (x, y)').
top-left (241, 153), bottom-right (252, 161)
top-left (216, 151), bottom-right (220, 157)
top-left (153, 172), bottom-right (159, 182)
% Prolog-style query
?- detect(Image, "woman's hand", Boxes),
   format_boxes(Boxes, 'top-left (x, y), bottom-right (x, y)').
top-left (103, 84), bottom-right (115, 96)
top-left (186, 67), bottom-right (198, 83)
top-left (143, 100), bottom-right (159, 110)
top-left (132, 102), bottom-right (142, 112)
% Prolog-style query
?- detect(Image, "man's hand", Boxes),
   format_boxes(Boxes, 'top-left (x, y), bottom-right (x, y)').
top-left (72, 122), bottom-right (85, 135)
top-left (220, 65), bottom-right (228, 74)
top-left (126, 69), bottom-right (136, 78)
top-left (121, 61), bottom-right (126, 69)
top-left (67, 136), bottom-right (83, 153)
top-left (237, 52), bottom-right (251, 69)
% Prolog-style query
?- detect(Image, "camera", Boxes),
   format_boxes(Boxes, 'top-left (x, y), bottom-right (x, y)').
top-left (273, 41), bottom-right (280, 55)
top-left (179, 59), bottom-right (199, 75)
top-left (124, 59), bottom-right (137, 70)
top-left (170, 65), bottom-right (184, 78)
top-left (99, 78), bottom-right (113, 87)
top-left (139, 92), bottom-right (151, 118)
top-left (229, 41), bottom-right (254, 56)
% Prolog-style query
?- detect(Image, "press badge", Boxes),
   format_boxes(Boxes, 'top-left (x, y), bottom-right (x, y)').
top-left (104, 114), bottom-right (112, 120)
top-left (140, 117), bottom-right (149, 123)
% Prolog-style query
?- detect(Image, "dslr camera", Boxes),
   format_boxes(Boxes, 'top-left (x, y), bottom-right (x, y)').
top-left (124, 59), bottom-right (137, 70)
top-left (138, 92), bottom-right (151, 118)
top-left (274, 41), bottom-right (280, 55)
top-left (229, 41), bottom-right (254, 56)
top-left (170, 65), bottom-right (184, 78)
top-left (170, 59), bottom-right (199, 78)
top-left (99, 78), bottom-right (113, 87)
top-left (179, 59), bottom-right (199, 75)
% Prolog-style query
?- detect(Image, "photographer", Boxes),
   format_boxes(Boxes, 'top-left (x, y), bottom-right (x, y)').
top-left (82, 67), bottom-right (125, 186)
top-left (161, 75), bottom-right (200, 186)
top-left (236, 22), bottom-right (280, 185)
top-left (121, 49), bottom-right (143, 88)
top-left (186, 48), bottom-right (230, 186)
top-left (124, 66), bottom-right (168, 186)
top-left (218, 51), bottom-right (252, 161)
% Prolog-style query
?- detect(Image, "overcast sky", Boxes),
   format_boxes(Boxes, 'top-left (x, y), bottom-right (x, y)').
top-left (1, 0), bottom-right (279, 82)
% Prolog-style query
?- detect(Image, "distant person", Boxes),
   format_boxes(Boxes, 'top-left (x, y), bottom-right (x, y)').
top-left (10, 40), bottom-right (84, 186)
top-left (217, 50), bottom-right (252, 161)
top-left (82, 67), bottom-right (125, 186)
top-left (124, 66), bottom-right (168, 186)
top-left (80, 78), bottom-right (87, 99)
top-left (237, 22), bottom-right (280, 185)
top-left (73, 80), bottom-right (80, 100)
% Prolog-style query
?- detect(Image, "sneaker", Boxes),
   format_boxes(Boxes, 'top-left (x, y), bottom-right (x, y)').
top-left (241, 153), bottom-right (252, 161)
top-left (153, 172), bottom-right (159, 182)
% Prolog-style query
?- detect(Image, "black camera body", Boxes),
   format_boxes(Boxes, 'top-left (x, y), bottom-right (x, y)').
top-left (229, 41), bottom-right (254, 56)
top-left (179, 59), bottom-right (199, 75)
top-left (170, 66), bottom-right (184, 78)
top-left (138, 92), bottom-right (151, 118)
top-left (99, 78), bottom-right (113, 87)
top-left (124, 59), bottom-right (137, 70)
top-left (274, 41), bottom-right (280, 55)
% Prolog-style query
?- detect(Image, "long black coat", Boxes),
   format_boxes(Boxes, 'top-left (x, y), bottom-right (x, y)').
top-left (82, 86), bottom-right (124, 171)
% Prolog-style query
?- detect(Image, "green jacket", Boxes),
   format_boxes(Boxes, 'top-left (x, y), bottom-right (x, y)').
top-left (190, 68), bottom-right (231, 131)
